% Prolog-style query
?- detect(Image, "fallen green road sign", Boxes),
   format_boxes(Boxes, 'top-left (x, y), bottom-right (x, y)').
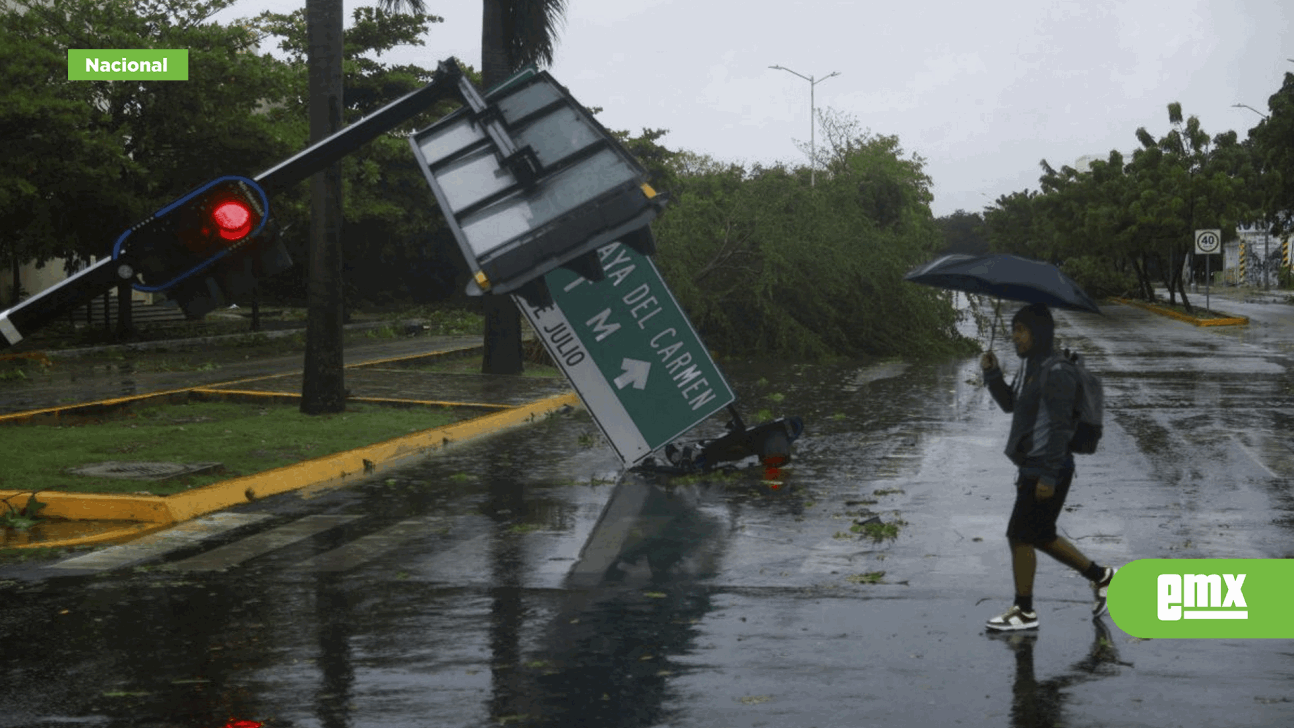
top-left (515, 240), bottom-right (735, 464)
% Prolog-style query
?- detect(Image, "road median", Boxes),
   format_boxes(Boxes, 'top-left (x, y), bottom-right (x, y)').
top-left (1113, 297), bottom-right (1248, 326)
top-left (1, 345), bottom-right (578, 550)
top-left (2, 390), bottom-right (578, 549)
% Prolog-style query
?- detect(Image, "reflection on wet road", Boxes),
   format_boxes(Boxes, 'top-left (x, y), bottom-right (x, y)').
top-left (2, 294), bottom-right (1294, 727)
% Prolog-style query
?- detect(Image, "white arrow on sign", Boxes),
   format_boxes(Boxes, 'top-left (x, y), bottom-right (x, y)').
top-left (613, 358), bottom-right (650, 390)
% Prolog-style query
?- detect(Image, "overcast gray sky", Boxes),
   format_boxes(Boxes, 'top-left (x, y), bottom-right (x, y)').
top-left (215, 0), bottom-right (1293, 218)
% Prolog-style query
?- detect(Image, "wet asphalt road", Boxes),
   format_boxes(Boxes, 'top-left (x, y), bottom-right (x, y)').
top-left (2, 290), bottom-right (1293, 728)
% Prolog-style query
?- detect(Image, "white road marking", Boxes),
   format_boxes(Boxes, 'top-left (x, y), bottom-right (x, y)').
top-left (50, 512), bottom-right (272, 571)
top-left (166, 514), bottom-right (361, 571)
top-left (296, 517), bottom-right (449, 572)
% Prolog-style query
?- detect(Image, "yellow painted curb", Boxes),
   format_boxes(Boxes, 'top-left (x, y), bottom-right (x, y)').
top-left (0, 491), bottom-right (174, 523)
top-left (346, 345), bottom-right (483, 369)
top-left (0, 344), bottom-right (486, 426)
top-left (1113, 297), bottom-right (1248, 327)
top-left (344, 396), bottom-right (509, 410)
top-left (0, 387), bottom-right (193, 426)
top-left (0, 523), bottom-right (168, 551)
top-left (0, 391), bottom-right (581, 535)
top-left (163, 390), bottom-right (580, 522)
top-left (188, 387), bottom-right (510, 411)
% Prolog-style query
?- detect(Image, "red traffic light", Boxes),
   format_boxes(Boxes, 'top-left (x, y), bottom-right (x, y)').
top-left (211, 199), bottom-right (254, 241)
top-left (178, 182), bottom-right (265, 257)
top-left (112, 176), bottom-right (271, 294)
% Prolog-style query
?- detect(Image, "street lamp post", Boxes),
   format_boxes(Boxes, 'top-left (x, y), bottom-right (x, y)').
top-left (769, 65), bottom-right (839, 187)
top-left (1232, 103), bottom-right (1269, 120)
top-left (1233, 103), bottom-right (1273, 287)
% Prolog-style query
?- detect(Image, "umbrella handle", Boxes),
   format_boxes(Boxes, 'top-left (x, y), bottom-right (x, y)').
top-left (988, 297), bottom-right (1002, 349)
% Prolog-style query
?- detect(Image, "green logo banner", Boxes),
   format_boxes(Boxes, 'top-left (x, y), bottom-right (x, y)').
top-left (68, 50), bottom-right (189, 80)
top-left (1108, 559), bottom-right (1294, 638)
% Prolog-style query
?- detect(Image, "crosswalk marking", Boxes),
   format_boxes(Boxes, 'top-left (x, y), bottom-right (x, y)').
top-left (166, 514), bottom-right (361, 571)
top-left (51, 513), bottom-right (273, 571)
top-left (296, 517), bottom-right (448, 572)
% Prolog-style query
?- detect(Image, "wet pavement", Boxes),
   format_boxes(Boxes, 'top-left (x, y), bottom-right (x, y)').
top-left (2, 291), bottom-right (1294, 727)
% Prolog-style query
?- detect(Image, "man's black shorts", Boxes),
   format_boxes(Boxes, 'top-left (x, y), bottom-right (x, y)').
top-left (1006, 468), bottom-right (1075, 544)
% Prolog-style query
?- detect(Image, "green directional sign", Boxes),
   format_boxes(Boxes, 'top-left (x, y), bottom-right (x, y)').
top-left (513, 240), bottom-right (735, 464)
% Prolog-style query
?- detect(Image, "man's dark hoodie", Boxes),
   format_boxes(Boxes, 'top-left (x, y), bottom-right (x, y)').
top-left (983, 303), bottom-right (1078, 488)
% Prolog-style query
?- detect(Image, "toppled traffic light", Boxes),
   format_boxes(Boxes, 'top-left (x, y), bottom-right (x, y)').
top-left (114, 176), bottom-right (291, 318)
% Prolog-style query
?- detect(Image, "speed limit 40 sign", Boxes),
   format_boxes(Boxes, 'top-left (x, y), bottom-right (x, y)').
top-left (1195, 229), bottom-right (1222, 254)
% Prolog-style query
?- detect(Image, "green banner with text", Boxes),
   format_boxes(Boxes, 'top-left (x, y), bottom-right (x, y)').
top-left (68, 49), bottom-right (188, 80)
top-left (1107, 558), bottom-right (1294, 638)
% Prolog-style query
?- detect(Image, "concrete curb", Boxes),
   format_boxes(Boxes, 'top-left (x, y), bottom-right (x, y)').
top-left (0, 391), bottom-right (580, 549)
top-left (1113, 297), bottom-right (1248, 327)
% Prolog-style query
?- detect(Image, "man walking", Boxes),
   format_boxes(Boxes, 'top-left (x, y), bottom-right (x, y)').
top-left (980, 303), bottom-right (1115, 631)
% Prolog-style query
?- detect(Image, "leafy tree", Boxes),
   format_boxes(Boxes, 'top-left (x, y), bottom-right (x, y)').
top-left (984, 190), bottom-right (1049, 258)
top-left (613, 127), bottom-right (679, 195)
top-left (806, 108), bottom-right (936, 234)
top-left (988, 101), bottom-right (1257, 307)
top-left (0, 8), bottom-right (135, 305)
top-left (249, 6), bottom-right (462, 308)
top-left (0, 0), bottom-right (292, 306)
top-left (1247, 72), bottom-right (1294, 236)
top-left (936, 210), bottom-right (989, 255)
top-left (652, 115), bottom-right (972, 361)
top-left (1122, 103), bottom-right (1249, 309)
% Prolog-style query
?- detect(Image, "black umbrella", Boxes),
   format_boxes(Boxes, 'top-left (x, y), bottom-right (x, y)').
top-left (904, 253), bottom-right (1101, 346)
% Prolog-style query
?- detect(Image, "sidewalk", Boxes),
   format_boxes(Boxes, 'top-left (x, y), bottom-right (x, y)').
top-left (0, 334), bottom-right (578, 552)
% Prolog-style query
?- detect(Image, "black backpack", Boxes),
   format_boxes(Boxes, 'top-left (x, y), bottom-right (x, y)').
top-left (1045, 349), bottom-right (1104, 455)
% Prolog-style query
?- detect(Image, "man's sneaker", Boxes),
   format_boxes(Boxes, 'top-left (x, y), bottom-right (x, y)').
top-left (986, 605), bottom-right (1039, 631)
top-left (1092, 566), bottom-right (1117, 617)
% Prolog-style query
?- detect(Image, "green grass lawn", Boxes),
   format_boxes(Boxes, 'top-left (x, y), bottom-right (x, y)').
top-left (0, 399), bottom-right (463, 496)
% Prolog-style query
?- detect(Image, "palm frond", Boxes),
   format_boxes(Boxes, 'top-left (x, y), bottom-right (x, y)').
top-left (505, 0), bottom-right (567, 69)
top-left (377, 0), bottom-right (427, 16)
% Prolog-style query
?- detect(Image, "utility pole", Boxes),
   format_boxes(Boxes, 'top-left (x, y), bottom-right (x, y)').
top-left (769, 65), bottom-right (839, 187)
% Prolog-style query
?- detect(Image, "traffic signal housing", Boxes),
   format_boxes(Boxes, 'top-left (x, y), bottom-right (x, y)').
top-left (114, 176), bottom-right (290, 318)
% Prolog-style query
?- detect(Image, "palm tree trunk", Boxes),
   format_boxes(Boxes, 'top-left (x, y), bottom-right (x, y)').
top-left (481, 0), bottom-right (510, 84)
top-left (301, 0), bottom-right (347, 414)
top-left (478, 0), bottom-right (524, 375)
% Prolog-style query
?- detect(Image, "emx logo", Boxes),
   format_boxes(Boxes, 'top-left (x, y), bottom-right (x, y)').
top-left (1158, 573), bottom-right (1246, 620)
top-left (1108, 559), bottom-right (1292, 638)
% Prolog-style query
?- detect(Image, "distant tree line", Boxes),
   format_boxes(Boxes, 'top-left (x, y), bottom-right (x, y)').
top-left (937, 72), bottom-right (1294, 312)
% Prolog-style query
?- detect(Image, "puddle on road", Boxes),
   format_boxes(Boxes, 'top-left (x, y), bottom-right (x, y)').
top-left (0, 518), bottom-right (149, 548)
top-left (848, 359), bottom-right (912, 388)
